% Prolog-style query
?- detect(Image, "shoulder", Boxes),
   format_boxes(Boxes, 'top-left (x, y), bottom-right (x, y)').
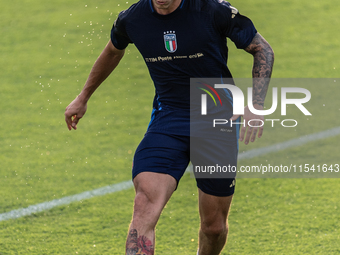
top-left (194, 0), bottom-right (237, 15)
top-left (194, 0), bottom-right (240, 32)
top-left (207, 0), bottom-right (238, 19)
top-left (116, 0), bottom-right (148, 22)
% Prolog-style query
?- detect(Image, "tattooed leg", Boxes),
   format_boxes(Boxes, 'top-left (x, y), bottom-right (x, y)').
top-left (126, 229), bottom-right (154, 255)
top-left (125, 172), bottom-right (177, 255)
top-left (126, 229), bottom-right (138, 254)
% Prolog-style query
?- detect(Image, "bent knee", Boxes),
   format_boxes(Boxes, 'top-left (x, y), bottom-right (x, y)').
top-left (133, 191), bottom-right (155, 214)
top-left (133, 188), bottom-right (168, 218)
top-left (201, 221), bottom-right (228, 237)
top-left (131, 191), bottom-right (161, 229)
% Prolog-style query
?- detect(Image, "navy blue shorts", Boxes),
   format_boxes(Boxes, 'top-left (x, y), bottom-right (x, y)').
top-left (132, 132), bottom-right (237, 197)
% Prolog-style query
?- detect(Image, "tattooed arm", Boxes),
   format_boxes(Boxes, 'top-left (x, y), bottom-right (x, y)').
top-left (245, 33), bottom-right (274, 106)
top-left (231, 33), bottom-right (274, 144)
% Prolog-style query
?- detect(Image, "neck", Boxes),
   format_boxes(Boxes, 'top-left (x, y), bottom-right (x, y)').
top-left (153, 0), bottom-right (182, 15)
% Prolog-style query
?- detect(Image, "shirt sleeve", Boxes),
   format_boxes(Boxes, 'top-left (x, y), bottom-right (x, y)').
top-left (111, 11), bottom-right (132, 50)
top-left (214, 1), bottom-right (257, 49)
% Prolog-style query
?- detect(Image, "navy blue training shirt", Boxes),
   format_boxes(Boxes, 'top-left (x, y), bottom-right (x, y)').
top-left (111, 0), bottom-right (257, 136)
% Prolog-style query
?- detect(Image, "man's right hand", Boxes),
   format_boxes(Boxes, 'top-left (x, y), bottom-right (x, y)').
top-left (64, 96), bottom-right (87, 130)
top-left (64, 41), bottom-right (125, 131)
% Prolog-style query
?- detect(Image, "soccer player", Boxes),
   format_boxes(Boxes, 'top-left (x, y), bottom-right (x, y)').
top-left (65, 0), bottom-right (274, 254)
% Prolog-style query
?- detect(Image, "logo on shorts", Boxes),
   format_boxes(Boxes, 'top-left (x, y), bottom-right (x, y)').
top-left (199, 83), bottom-right (223, 115)
top-left (164, 31), bottom-right (177, 53)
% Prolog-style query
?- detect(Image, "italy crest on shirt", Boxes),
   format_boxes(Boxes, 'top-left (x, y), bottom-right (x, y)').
top-left (164, 31), bottom-right (177, 53)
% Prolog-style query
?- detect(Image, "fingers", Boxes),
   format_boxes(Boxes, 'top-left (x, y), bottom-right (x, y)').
top-left (65, 113), bottom-right (82, 130)
top-left (64, 98), bottom-right (87, 131)
top-left (237, 106), bottom-right (264, 145)
top-left (71, 115), bottom-right (81, 130)
top-left (65, 111), bottom-right (73, 130)
top-left (239, 119), bottom-right (264, 145)
top-left (240, 126), bottom-right (257, 145)
top-left (257, 125), bottom-right (263, 139)
top-left (251, 127), bottom-right (258, 142)
top-left (65, 108), bottom-right (82, 131)
top-left (240, 125), bottom-right (256, 145)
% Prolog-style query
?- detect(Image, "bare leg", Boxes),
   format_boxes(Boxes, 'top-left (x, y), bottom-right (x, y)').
top-left (198, 189), bottom-right (233, 255)
top-left (126, 172), bottom-right (177, 255)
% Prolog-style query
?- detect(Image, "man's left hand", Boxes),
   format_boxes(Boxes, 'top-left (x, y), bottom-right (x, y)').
top-left (230, 105), bottom-right (264, 145)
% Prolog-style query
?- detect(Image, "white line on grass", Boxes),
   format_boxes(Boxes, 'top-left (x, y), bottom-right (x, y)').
top-left (238, 126), bottom-right (340, 160)
top-left (1, 126), bottom-right (340, 222)
top-left (0, 180), bottom-right (133, 222)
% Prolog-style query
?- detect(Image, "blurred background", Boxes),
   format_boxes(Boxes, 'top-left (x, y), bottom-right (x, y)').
top-left (0, 0), bottom-right (339, 254)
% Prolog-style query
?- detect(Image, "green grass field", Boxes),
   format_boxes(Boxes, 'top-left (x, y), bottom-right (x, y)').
top-left (1, 0), bottom-right (340, 254)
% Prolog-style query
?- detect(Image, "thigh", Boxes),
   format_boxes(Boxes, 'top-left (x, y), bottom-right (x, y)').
top-left (191, 137), bottom-right (238, 196)
top-left (132, 132), bottom-right (190, 184)
top-left (196, 178), bottom-right (236, 197)
top-left (133, 172), bottom-right (178, 219)
top-left (130, 172), bottom-right (178, 234)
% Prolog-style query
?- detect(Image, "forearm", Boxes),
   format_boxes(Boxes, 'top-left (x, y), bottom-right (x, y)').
top-left (78, 41), bottom-right (125, 102)
top-left (245, 33), bottom-right (274, 106)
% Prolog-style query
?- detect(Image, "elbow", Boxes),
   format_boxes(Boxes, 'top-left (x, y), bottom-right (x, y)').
top-left (268, 45), bottom-right (274, 62)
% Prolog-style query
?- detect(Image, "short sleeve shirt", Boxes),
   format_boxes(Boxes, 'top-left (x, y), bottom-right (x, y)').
top-left (111, 0), bottom-right (257, 136)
